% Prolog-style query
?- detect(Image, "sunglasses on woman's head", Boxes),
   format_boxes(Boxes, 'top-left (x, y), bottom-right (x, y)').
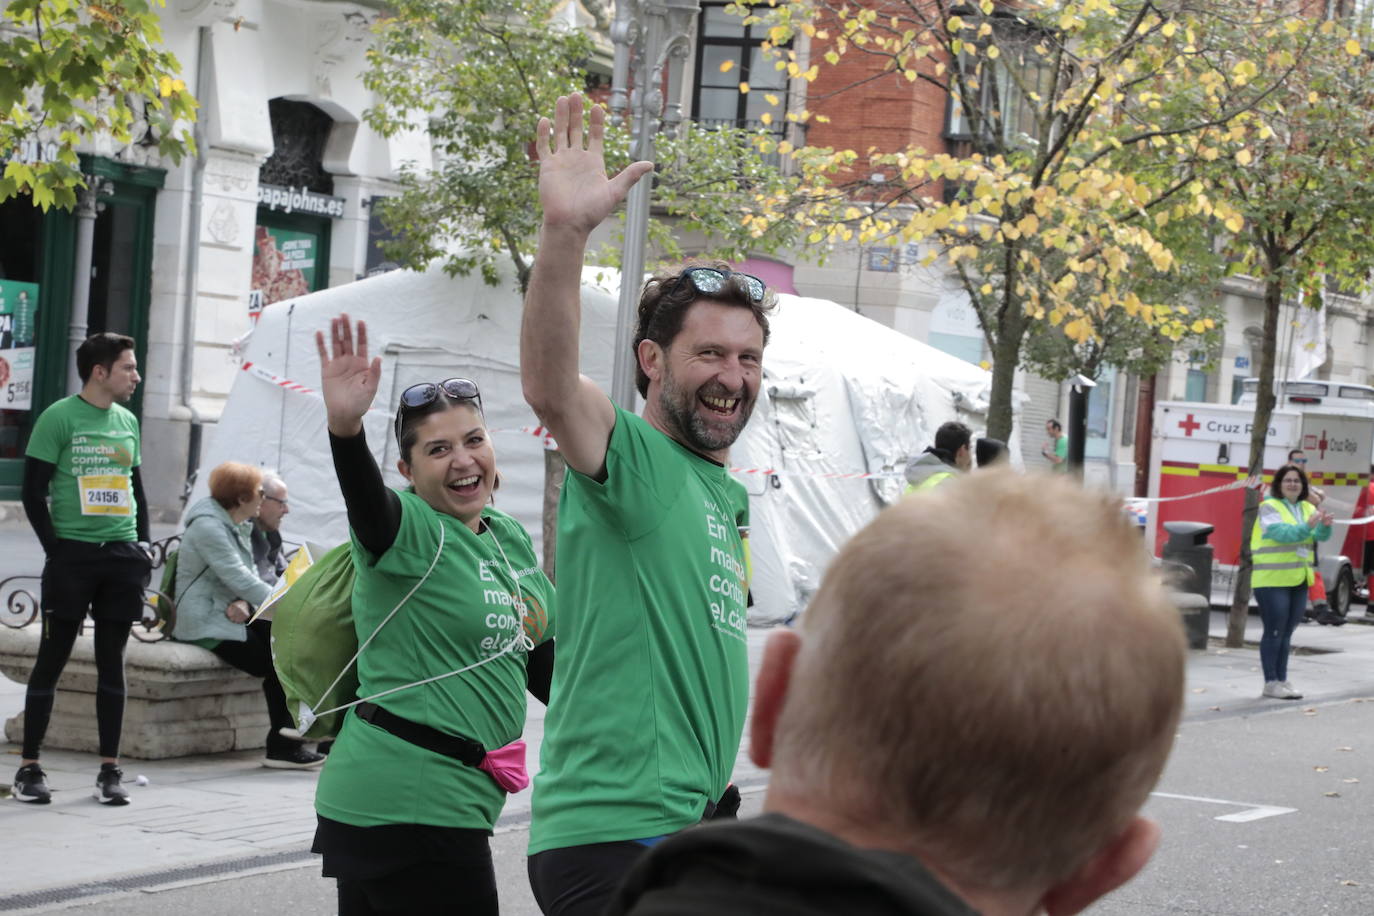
top-left (668, 267), bottom-right (767, 305)
top-left (394, 378), bottom-right (483, 439)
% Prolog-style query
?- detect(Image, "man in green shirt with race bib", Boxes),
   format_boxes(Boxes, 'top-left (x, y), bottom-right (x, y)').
top-left (521, 94), bottom-right (762, 915)
top-left (12, 333), bottom-right (151, 807)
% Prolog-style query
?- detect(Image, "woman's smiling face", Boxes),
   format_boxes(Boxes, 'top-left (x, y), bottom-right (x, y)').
top-left (397, 403), bottom-right (495, 530)
top-left (1279, 469), bottom-right (1304, 501)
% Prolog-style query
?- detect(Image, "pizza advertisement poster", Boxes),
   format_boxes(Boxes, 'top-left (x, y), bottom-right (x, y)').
top-left (0, 280), bottom-right (39, 412)
top-left (249, 225), bottom-right (318, 317)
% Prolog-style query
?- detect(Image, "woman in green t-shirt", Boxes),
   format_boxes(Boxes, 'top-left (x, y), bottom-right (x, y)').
top-left (310, 314), bottom-right (555, 915)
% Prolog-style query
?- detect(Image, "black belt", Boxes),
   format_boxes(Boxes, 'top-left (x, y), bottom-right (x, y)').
top-left (354, 702), bottom-right (487, 767)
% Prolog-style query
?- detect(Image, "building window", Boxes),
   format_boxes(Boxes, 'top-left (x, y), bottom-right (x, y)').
top-left (1329, 0), bottom-right (1374, 27)
top-left (260, 99), bottom-right (335, 194)
top-left (1185, 368), bottom-right (1209, 403)
top-left (1085, 369), bottom-right (1114, 460)
top-left (944, 19), bottom-right (1056, 150)
top-left (693, 4), bottom-right (788, 138)
top-left (928, 289), bottom-right (985, 366)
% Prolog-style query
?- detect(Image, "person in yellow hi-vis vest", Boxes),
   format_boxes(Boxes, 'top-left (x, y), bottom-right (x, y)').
top-left (1252, 463), bottom-right (1333, 700)
top-left (904, 421), bottom-right (972, 494)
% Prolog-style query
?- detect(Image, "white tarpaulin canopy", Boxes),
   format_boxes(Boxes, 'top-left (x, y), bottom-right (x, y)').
top-left (191, 263), bottom-right (1009, 624)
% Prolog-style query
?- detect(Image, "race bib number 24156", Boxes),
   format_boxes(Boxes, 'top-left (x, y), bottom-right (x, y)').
top-left (79, 474), bottom-right (132, 516)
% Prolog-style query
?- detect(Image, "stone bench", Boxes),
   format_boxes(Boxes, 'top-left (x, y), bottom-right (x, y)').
top-left (0, 626), bottom-right (269, 759)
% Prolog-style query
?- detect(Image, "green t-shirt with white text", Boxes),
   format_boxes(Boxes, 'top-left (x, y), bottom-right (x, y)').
top-left (529, 405), bottom-right (751, 854)
top-left (1052, 434), bottom-right (1068, 472)
top-left (314, 491), bottom-right (554, 829)
top-left (25, 395), bottom-right (141, 542)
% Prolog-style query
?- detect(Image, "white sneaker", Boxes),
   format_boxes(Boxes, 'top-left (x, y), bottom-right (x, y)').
top-left (1281, 681), bottom-right (1303, 699)
top-left (1262, 681), bottom-right (1285, 698)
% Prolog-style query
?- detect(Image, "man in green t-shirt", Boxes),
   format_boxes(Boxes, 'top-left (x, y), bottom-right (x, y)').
top-left (1043, 418), bottom-right (1069, 472)
top-left (12, 333), bottom-right (150, 807)
top-left (521, 93), bottom-right (763, 915)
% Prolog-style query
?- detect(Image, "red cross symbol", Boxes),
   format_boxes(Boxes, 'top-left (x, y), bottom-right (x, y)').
top-left (1178, 414), bottom-right (1201, 437)
top-left (1318, 430), bottom-right (1328, 460)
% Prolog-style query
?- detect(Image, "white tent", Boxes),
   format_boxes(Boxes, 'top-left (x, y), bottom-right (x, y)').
top-left (733, 294), bottom-right (1010, 623)
top-left (191, 263), bottom-right (1007, 624)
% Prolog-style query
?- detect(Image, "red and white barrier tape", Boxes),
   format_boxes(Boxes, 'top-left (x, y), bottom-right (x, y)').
top-left (1132, 476), bottom-right (1264, 505)
top-left (241, 360), bottom-right (561, 448)
top-left (241, 361), bottom-right (327, 400)
top-left (729, 467), bottom-right (904, 480)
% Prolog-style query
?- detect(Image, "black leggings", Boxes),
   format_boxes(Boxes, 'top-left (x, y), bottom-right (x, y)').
top-left (24, 614), bottom-right (133, 759)
top-left (336, 849), bottom-right (498, 915)
top-left (209, 619), bottom-right (296, 752)
top-left (528, 841), bottom-right (651, 916)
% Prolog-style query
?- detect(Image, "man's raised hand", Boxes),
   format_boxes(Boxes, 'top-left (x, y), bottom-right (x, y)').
top-left (536, 93), bottom-right (653, 235)
top-left (315, 313), bottom-right (381, 437)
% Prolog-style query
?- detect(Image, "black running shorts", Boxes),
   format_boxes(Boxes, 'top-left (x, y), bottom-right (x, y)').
top-left (40, 539), bottom-right (151, 623)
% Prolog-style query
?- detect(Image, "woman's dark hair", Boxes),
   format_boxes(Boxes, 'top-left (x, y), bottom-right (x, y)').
top-left (976, 437), bottom-right (1006, 467)
top-left (397, 397), bottom-right (484, 464)
top-left (632, 260), bottom-right (774, 398)
top-left (1268, 463), bottom-right (1311, 503)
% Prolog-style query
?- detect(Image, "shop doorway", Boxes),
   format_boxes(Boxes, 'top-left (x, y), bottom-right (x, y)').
top-left (87, 182), bottom-right (157, 416)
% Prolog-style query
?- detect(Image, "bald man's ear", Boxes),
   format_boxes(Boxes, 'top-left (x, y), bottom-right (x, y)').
top-left (750, 629), bottom-right (802, 770)
top-left (1040, 816), bottom-right (1160, 916)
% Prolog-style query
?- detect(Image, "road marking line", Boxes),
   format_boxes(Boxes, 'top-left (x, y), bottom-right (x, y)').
top-left (1151, 791), bottom-right (1297, 822)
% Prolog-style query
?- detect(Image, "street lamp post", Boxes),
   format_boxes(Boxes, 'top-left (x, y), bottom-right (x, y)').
top-left (608, 0), bottom-right (700, 409)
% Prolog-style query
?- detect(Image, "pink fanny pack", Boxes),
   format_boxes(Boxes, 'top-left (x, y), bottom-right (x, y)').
top-left (478, 739), bottom-right (529, 793)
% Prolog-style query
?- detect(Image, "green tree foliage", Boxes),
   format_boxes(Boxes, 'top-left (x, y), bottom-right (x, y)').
top-left (0, 0), bottom-right (196, 210)
top-left (364, 0), bottom-right (809, 294)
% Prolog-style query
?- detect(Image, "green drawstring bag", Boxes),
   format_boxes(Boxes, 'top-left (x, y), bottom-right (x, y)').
top-left (268, 543), bottom-right (357, 739)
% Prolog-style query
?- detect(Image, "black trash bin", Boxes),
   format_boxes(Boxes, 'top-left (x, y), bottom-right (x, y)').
top-left (1162, 521), bottom-right (1214, 649)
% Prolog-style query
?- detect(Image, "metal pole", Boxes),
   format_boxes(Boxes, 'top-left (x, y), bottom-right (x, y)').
top-left (67, 180), bottom-right (103, 394)
top-left (611, 179), bottom-right (653, 408)
top-left (607, 0), bottom-right (700, 411)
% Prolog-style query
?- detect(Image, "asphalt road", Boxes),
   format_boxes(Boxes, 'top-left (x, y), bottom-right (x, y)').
top-left (37, 698), bottom-right (1374, 916)
top-left (1095, 696), bottom-right (1374, 915)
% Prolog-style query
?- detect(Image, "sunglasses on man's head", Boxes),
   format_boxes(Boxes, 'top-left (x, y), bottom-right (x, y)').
top-left (668, 267), bottom-right (767, 305)
top-left (1292, 457), bottom-right (1308, 464)
top-left (394, 378), bottom-right (483, 439)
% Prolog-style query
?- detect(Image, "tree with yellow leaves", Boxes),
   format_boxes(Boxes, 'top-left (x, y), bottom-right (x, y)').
top-left (1190, 10), bottom-right (1374, 645)
top-left (732, 0), bottom-right (1305, 442)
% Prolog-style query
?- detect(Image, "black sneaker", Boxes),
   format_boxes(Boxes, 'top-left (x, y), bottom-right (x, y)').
top-left (264, 746), bottom-right (326, 770)
top-left (316, 740), bottom-right (334, 756)
top-left (1318, 608), bottom-right (1347, 627)
top-left (13, 763), bottom-right (51, 804)
top-left (94, 764), bottom-right (130, 806)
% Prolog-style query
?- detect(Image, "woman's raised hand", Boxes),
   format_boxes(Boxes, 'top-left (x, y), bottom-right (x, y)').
top-left (316, 313), bottom-right (382, 437)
